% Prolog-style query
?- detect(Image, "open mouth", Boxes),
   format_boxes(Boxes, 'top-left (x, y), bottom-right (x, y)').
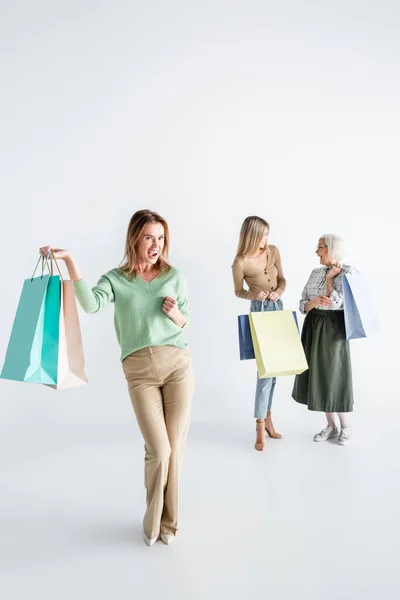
top-left (148, 250), bottom-right (158, 259)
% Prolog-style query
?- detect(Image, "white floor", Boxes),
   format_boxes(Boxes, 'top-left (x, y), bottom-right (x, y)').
top-left (1, 409), bottom-right (399, 600)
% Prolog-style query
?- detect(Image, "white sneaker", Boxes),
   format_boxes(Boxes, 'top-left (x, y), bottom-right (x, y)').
top-left (313, 425), bottom-right (339, 442)
top-left (143, 531), bottom-right (157, 546)
top-left (338, 426), bottom-right (351, 446)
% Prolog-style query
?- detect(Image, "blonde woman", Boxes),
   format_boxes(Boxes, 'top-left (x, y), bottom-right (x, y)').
top-left (292, 234), bottom-right (353, 445)
top-left (232, 216), bottom-right (287, 451)
top-left (40, 209), bottom-right (194, 546)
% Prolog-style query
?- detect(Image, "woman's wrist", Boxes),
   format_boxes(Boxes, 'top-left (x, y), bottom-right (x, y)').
top-left (305, 300), bottom-right (316, 312)
top-left (173, 311), bottom-right (187, 328)
top-left (64, 256), bottom-right (83, 282)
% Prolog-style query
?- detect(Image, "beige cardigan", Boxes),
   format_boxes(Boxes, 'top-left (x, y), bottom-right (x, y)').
top-left (232, 245), bottom-right (287, 300)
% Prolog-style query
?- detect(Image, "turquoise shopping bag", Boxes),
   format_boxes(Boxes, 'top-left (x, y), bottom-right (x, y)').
top-left (0, 257), bottom-right (61, 384)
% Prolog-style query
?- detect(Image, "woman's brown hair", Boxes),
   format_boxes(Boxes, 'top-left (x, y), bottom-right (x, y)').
top-left (120, 209), bottom-right (171, 278)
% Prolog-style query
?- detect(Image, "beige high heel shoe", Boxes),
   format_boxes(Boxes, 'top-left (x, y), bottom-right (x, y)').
top-left (143, 531), bottom-right (157, 546)
top-left (255, 419), bottom-right (266, 451)
top-left (265, 410), bottom-right (282, 439)
top-left (160, 534), bottom-right (175, 545)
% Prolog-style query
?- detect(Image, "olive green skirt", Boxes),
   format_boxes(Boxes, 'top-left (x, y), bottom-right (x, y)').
top-left (292, 309), bottom-right (354, 412)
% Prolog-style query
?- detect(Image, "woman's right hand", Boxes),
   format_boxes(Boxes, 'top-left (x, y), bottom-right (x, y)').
top-left (39, 246), bottom-right (82, 282)
top-left (314, 295), bottom-right (331, 307)
top-left (256, 291), bottom-right (269, 301)
top-left (305, 295), bottom-right (331, 312)
top-left (39, 246), bottom-right (71, 261)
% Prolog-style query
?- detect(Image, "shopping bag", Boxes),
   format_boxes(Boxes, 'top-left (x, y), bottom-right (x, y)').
top-left (342, 271), bottom-right (379, 340)
top-left (238, 310), bottom-right (299, 361)
top-left (45, 279), bottom-right (88, 389)
top-left (0, 257), bottom-right (61, 384)
top-left (1, 254), bottom-right (88, 389)
top-left (238, 314), bottom-right (255, 360)
top-left (249, 310), bottom-right (308, 378)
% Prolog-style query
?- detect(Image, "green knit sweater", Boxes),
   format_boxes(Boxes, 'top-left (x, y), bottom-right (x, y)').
top-left (73, 267), bottom-right (190, 361)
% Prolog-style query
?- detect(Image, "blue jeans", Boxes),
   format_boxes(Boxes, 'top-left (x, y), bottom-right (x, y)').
top-left (250, 299), bottom-right (283, 419)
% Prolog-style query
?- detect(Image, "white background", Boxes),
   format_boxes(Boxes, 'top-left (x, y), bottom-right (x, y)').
top-left (1, 1), bottom-right (399, 599)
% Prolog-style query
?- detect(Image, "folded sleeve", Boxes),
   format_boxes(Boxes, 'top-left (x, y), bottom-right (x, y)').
top-left (329, 275), bottom-right (344, 309)
top-left (299, 274), bottom-right (312, 315)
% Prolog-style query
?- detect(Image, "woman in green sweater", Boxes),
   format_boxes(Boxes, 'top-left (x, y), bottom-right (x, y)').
top-left (40, 209), bottom-right (194, 547)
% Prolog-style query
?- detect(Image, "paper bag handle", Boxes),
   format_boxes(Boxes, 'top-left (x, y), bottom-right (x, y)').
top-left (260, 299), bottom-right (281, 312)
top-left (31, 252), bottom-right (64, 282)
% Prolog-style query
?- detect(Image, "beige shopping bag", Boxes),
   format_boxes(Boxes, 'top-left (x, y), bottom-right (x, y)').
top-left (249, 310), bottom-right (308, 378)
top-left (56, 280), bottom-right (88, 389)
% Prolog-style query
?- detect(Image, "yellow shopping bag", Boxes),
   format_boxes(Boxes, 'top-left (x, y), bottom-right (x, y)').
top-left (249, 310), bottom-right (308, 378)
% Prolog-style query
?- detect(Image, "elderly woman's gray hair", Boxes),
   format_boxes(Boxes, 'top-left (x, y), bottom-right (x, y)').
top-left (321, 234), bottom-right (345, 261)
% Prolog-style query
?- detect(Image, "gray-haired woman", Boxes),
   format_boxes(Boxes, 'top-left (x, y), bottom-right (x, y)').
top-left (292, 234), bottom-right (354, 445)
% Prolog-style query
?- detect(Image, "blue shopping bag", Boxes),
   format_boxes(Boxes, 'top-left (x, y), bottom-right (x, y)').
top-left (238, 314), bottom-right (255, 360)
top-left (238, 303), bottom-right (299, 361)
top-left (342, 271), bottom-right (379, 340)
top-left (0, 256), bottom-right (61, 384)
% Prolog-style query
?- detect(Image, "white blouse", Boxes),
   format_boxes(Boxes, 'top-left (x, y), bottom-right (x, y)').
top-left (299, 265), bottom-right (354, 315)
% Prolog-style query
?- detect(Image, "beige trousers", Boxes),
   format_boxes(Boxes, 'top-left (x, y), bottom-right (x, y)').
top-left (122, 345), bottom-right (194, 539)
